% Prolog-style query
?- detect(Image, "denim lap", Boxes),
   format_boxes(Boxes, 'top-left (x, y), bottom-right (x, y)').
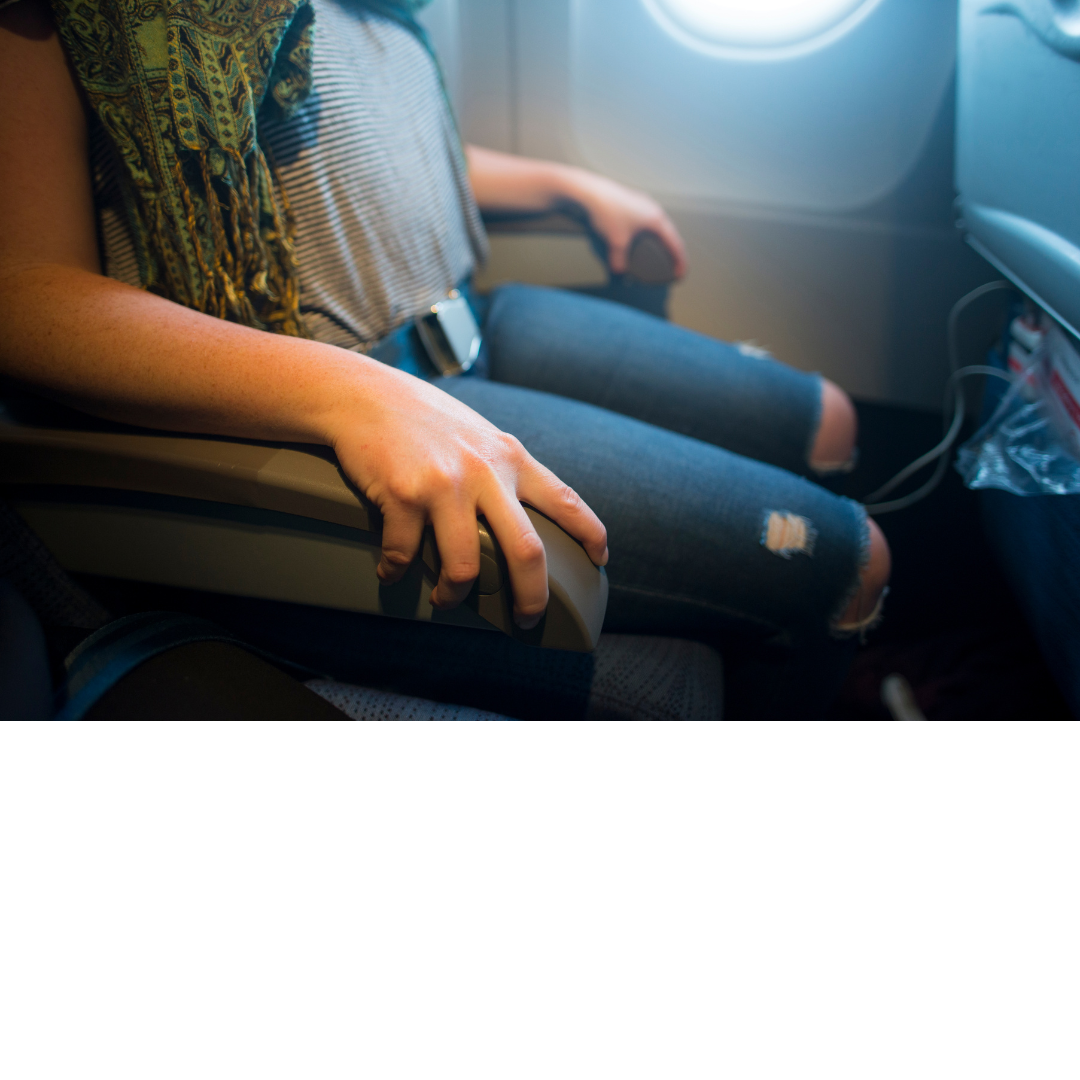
top-left (435, 285), bottom-right (869, 644)
top-left (441, 378), bottom-right (865, 643)
top-left (480, 283), bottom-right (824, 474)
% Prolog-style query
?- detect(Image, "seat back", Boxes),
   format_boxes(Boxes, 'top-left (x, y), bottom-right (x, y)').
top-left (957, 0), bottom-right (1080, 337)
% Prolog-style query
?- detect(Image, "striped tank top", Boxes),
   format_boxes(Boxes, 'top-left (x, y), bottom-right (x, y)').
top-left (92, 0), bottom-right (488, 352)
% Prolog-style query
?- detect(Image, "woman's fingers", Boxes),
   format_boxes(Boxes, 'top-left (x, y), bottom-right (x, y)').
top-left (377, 503), bottom-right (426, 585)
top-left (516, 459), bottom-right (609, 568)
top-left (429, 500), bottom-right (482, 609)
top-left (426, 456), bottom-right (608, 628)
top-left (479, 489), bottom-right (549, 629)
top-left (578, 175), bottom-right (688, 280)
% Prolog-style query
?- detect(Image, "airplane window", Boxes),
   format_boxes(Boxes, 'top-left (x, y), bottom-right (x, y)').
top-left (644, 0), bottom-right (883, 58)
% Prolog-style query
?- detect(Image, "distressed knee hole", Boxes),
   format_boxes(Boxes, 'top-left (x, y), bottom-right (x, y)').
top-left (761, 510), bottom-right (817, 559)
top-left (736, 340), bottom-right (773, 359)
top-left (810, 448), bottom-right (859, 477)
top-left (832, 586), bottom-right (889, 637)
top-left (833, 519), bottom-right (891, 636)
top-left (810, 380), bottom-right (857, 474)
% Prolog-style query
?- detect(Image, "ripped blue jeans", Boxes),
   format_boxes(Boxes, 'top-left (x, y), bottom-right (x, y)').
top-left (436, 284), bottom-right (870, 716)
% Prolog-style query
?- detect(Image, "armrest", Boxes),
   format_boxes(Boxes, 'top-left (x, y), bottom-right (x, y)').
top-left (0, 397), bottom-right (607, 652)
top-left (481, 204), bottom-right (678, 286)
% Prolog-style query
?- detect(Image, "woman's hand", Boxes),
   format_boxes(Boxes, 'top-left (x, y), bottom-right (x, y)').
top-left (327, 366), bottom-right (609, 629)
top-left (561, 171), bottom-right (688, 280)
top-left (466, 145), bottom-right (688, 280)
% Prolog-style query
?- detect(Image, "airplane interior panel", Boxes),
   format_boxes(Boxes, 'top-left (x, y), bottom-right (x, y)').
top-left (570, 0), bottom-right (953, 212)
top-left (957, 0), bottom-right (1080, 337)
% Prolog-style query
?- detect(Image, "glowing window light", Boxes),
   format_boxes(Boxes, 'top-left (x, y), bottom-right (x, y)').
top-left (643, 0), bottom-right (883, 59)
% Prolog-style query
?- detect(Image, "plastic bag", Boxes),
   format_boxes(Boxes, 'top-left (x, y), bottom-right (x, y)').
top-left (956, 317), bottom-right (1080, 495)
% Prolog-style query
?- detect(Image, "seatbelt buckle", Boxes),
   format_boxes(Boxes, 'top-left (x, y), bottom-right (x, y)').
top-left (414, 290), bottom-right (482, 376)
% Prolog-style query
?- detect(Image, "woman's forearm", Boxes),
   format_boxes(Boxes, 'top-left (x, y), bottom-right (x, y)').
top-left (0, 262), bottom-right (382, 446)
top-left (464, 145), bottom-right (592, 213)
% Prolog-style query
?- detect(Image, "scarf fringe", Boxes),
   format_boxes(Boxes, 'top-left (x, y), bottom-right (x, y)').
top-left (148, 148), bottom-right (306, 335)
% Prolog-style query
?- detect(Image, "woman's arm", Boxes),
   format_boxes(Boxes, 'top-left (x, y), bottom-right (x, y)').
top-left (465, 144), bottom-right (688, 278)
top-left (0, 0), bottom-right (607, 627)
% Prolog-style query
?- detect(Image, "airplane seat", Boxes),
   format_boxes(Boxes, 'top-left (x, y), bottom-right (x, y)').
top-left (0, 576), bottom-right (52, 720)
top-left (0, 498), bottom-right (358, 720)
top-left (0, 379), bottom-right (723, 720)
top-left (0, 533), bottom-right (507, 720)
top-left (956, 0), bottom-right (1080, 714)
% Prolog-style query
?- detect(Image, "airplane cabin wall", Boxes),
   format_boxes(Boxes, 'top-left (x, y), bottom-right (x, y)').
top-left (420, 0), bottom-right (998, 410)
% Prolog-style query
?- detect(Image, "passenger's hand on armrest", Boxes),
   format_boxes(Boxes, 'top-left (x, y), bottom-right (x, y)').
top-left (465, 144), bottom-right (687, 279)
top-left (325, 369), bottom-right (608, 630)
top-left (0, 3), bottom-right (607, 631)
top-left (556, 170), bottom-right (687, 280)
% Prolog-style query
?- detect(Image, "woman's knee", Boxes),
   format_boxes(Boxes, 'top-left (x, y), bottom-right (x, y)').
top-left (836, 517), bottom-right (891, 631)
top-left (810, 379), bottom-right (857, 473)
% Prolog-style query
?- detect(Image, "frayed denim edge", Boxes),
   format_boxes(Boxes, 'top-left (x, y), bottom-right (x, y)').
top-left (829, 499), bottom-right (877, 640)
top-left (811, 445), bottom-right (860, 477)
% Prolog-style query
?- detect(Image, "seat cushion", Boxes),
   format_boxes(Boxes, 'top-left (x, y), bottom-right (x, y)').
top-left (310, 634), bottom-right (723, 722)
top-left (585, 634), bottom-right (723, 721)
top-left (306, 680), bottom-right (513, 720)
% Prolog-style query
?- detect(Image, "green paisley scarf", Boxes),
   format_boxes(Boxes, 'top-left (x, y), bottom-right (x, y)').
top-left (47, 0), bottom-right (433, 335)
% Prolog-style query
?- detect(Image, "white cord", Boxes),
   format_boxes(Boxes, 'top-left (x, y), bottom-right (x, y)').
top-left (947, 280), bottom-right (1015, 376)
top-left (863, 365), bottom-right (1015, 514)
top-left (861, 280), bottom-right (1015, 515)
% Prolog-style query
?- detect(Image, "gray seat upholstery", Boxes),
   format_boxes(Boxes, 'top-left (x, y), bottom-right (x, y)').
top-left (307, 633), bottom-right (722, 720)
